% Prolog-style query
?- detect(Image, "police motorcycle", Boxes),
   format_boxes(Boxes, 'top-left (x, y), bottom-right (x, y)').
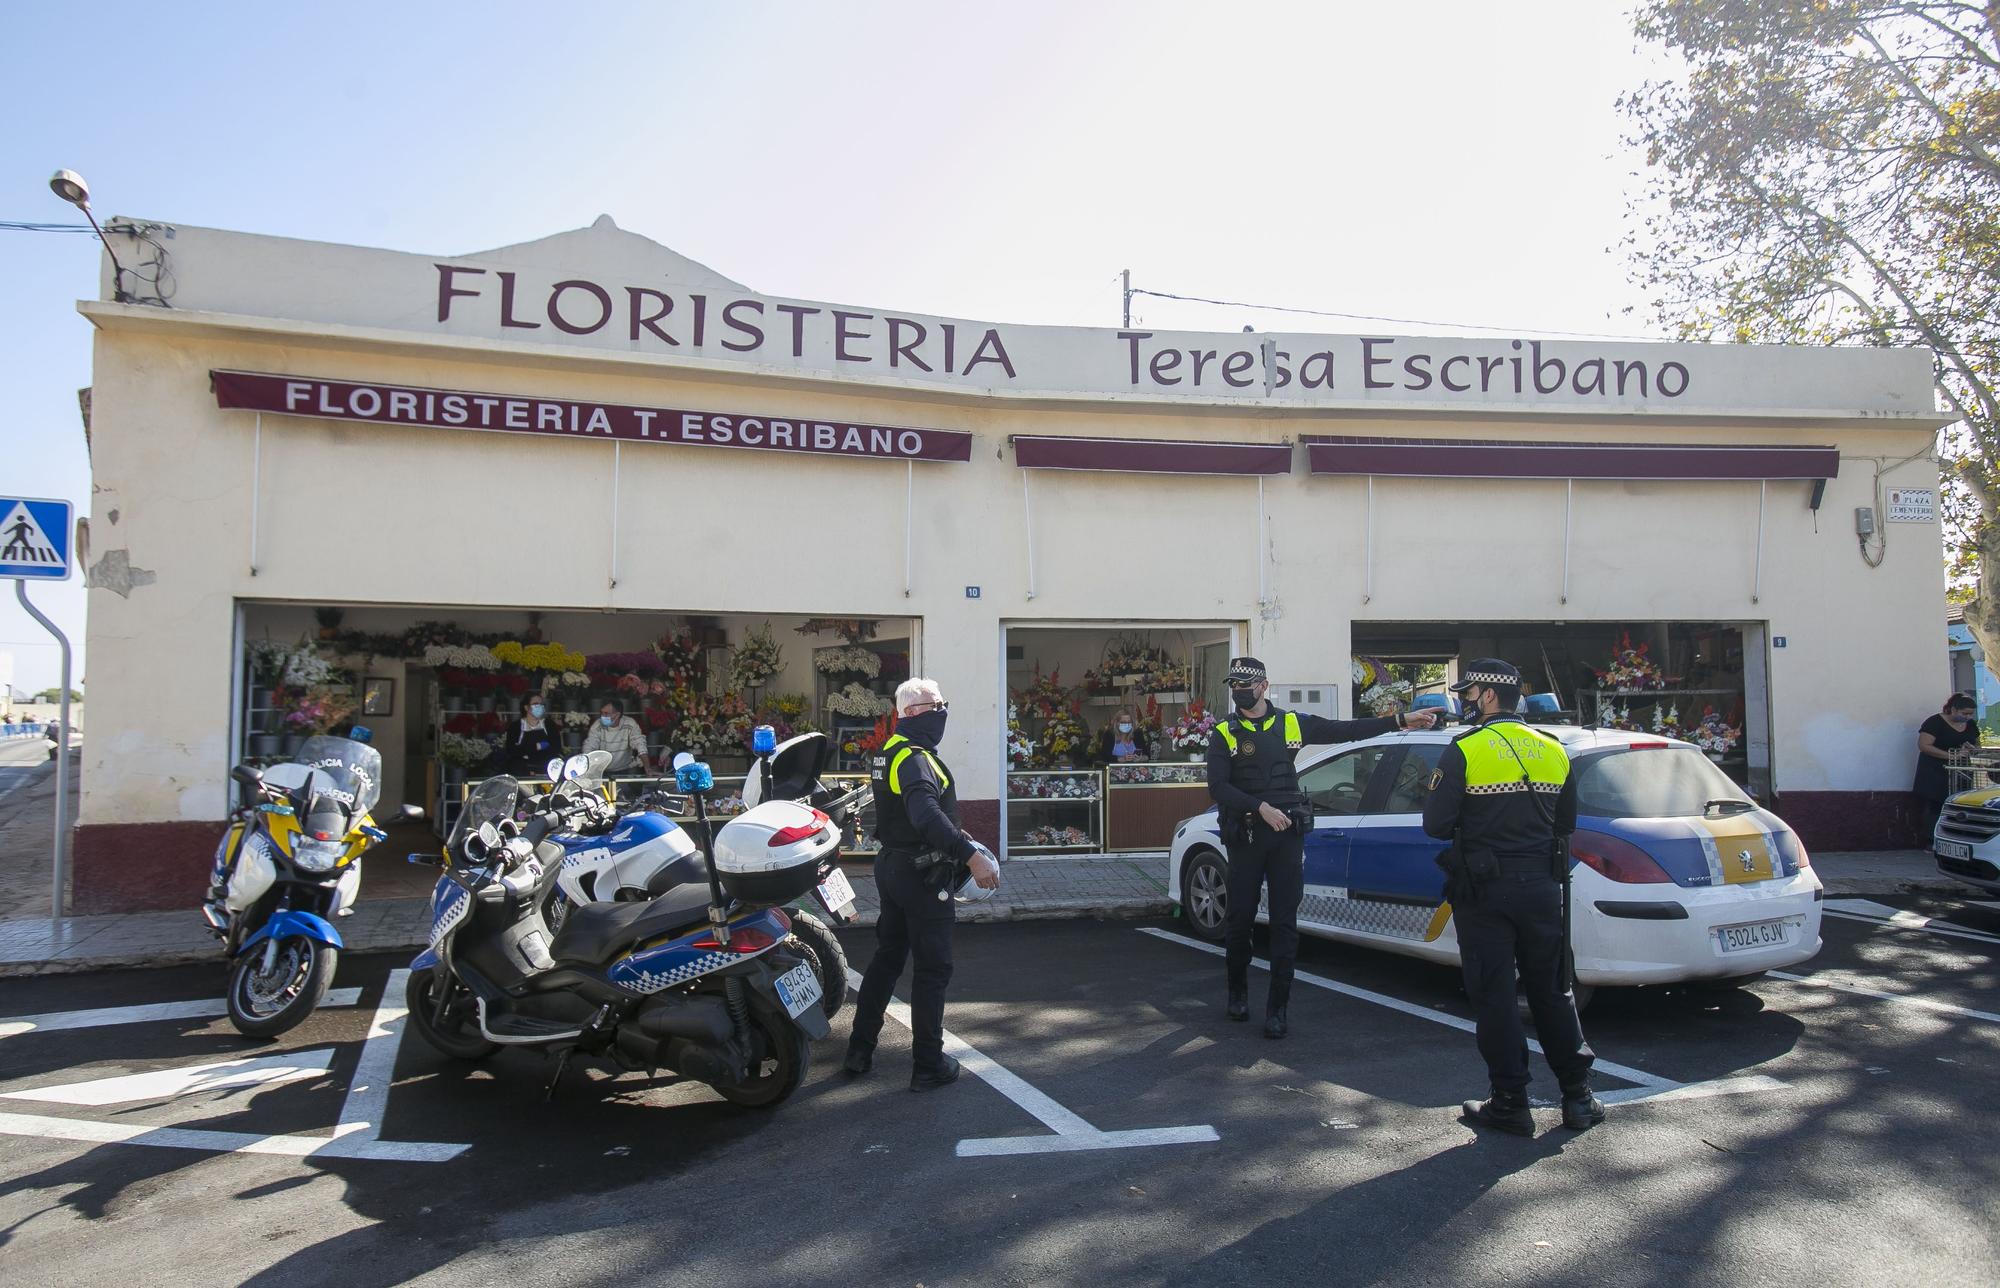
top-left (539, 728), bottom-right (865, 1021)
top-left (403, 753), bottom-right (833, 1107)
top-left (205, 734), bottom-right (415, 1036)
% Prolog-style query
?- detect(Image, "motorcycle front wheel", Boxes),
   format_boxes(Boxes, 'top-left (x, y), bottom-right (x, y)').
top-left (227, 936), bottom-right (335, 1037)
top-left (405, 967), bottom-right (498, 1061)
top-left (712, 1001), bottom-right (810, 1109)
top-left (783, 909), bottom-right (848, 1023)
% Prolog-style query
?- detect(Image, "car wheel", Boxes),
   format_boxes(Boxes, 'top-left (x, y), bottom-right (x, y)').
top-left (1180, 848), bottom-right (1229, 943)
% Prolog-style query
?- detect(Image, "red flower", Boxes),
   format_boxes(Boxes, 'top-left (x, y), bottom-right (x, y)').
top-left (444, 714), bottom-right (476, 735)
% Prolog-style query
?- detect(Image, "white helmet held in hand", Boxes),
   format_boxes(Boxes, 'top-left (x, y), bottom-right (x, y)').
top-left (954, 841), bottom-right (1001, 903)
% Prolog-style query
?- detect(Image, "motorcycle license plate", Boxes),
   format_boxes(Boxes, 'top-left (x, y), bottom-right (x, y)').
top-left (1715, 917), bottom-right (1797, 954)
top-left (774, 960), bottom-right (824, 1019)
top-left (816, 867), bottom-right (856, 912)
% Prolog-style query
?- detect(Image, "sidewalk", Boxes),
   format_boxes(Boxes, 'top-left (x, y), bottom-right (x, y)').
top-left (0, 848), bottom-right (1966, 978)
top-left (0, 854), bottom-right (1174, 978)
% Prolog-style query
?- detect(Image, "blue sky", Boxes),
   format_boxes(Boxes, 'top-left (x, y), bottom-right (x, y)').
top-left (0, 1), bottom-right (1659, 693)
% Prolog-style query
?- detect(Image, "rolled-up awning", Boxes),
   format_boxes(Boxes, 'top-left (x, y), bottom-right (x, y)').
top-left (1012, 434), bottom-right (1291, 475)
top-left (1303, 435), bottom-right (1839, 480)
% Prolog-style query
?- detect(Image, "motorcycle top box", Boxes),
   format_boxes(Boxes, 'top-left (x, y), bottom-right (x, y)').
top-left (741, 730), bottom-right (870, 826)
top-left (712, 799), bottom-right (841, 905)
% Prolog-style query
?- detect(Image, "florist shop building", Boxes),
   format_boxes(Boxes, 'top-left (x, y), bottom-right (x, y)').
top-left (69, 215), bottom-right (1949, 913)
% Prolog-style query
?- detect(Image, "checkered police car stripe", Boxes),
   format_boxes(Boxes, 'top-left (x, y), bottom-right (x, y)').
top-left (1262, 887), bottom-right (1443, 942)
top-left (610, 949), bottom-right (739, 994)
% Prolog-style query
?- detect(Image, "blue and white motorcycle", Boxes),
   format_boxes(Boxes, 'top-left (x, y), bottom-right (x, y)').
top-left (404, 757), bottom-right (833, 1107)
top-left (539, 731), bottom-right (864, 1021)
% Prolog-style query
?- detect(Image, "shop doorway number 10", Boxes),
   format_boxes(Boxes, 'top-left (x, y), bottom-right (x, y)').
top-left (966, 586), bottom-right (982, 599)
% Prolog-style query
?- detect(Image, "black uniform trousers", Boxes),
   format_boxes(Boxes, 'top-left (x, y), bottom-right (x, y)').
top-left (1224, 823), bottom-right (1305, 1009)
top-left (1455, 868), bottom-right (1594, 1094)
top-left (849, 851), bottom-right (955, 1073)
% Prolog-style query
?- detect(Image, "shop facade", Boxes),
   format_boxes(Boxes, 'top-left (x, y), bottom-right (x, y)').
top-left (70, 216), bottom-right (1950, 912)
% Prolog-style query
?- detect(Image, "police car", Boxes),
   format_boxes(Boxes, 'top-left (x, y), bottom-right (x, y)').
top-left (1932, 786), bottom-right (2000, 896)
top-left (1168, 726), bottom-right (1824, 1002)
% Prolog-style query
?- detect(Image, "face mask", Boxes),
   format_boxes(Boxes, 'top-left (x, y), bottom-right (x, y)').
top-left (1230, 687), bottom-right (1259, 711)
top-left (1457, 690), bottom-right (1483, 721)
top-left (1118, 722), bottom-right (1133, 734)
top-left (898, 708), bottom-right (949, 747)
top-left (600, 715), bottom-right (616, 728)
top-left (529, 705), bottom-right (545, 718)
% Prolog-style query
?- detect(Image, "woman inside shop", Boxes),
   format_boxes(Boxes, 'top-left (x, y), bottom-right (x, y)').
top-left (503, 692), bottom-right (565, 776)
top-left (584, 698), bottom-right (652, 777)
top-left (1096, 706), bottom-right (1152, 765)
top-left (1914, 692), bottom-right (1982, 839)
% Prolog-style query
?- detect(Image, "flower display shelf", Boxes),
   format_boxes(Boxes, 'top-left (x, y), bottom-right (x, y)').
top-left (1087, 691), bottom-right (1190, 707)
top-left (1007, 769), bottom-right (1104, 854)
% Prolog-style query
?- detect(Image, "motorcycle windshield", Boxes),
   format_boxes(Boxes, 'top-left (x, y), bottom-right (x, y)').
top-left (449, 775), bottom-right (521, 859)
top-left (294, 736), bottom-right (384, 816)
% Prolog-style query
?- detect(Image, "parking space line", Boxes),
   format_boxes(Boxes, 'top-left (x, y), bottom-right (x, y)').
top-left (1138, 928), bottom-right (1784, 1106)
top-left (1767, 970), bottom-right (2000, 1025)
top-left (0, 989), bottom-right (366, 1039)
top-left (843, 967), bottom-right (1220, 1157)
top-left (1822, 900), bottom-right (2000, 948)
top-left (2, 1050), bottom-right (335, 1106)
top-left (331, 968), bottom-right (408, 1142)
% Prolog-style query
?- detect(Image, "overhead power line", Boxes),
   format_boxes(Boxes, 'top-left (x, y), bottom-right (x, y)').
top-left (1126, 285), bottom-right (1669, 343)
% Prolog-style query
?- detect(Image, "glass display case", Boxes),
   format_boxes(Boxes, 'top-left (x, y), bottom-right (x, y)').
top-left (1006, 769), bottom-right (1103, 854)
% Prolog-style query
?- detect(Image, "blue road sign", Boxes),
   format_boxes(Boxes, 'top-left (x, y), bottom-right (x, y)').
top-left (0, 496), bottom-right (73, 580)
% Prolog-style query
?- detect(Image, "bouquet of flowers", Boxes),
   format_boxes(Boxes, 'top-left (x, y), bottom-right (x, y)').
top-left (439, 732), bottom-right (493, 770)
top-left (424, 643), bottom-right (501, 671)
top-left (1101, 632), bottom-right (1167, 680)
top-left (1691, 707), bottom-right (1742, 755)
top-left (1008, 773), bottom-right (1098, 799)
top-left (492, 641), bottom-right (586, 673)
top-left (827, 683), bottom-right (892, 719)
top-left (280, 685), bottom-right (353, 734)
top-left (676, 704), bottom-right (723, 756)
top-left (1017, 669), bottom-right (1075, 720)
top-left (1024, 825), bottom-right (1092, 848)
top-left (1136, 660), bottom-right (1191, 695)
top-left (841, 714), bottom-right (897, 764)
top-left (1109, 763), bottom-right (1205, 785)
top-left (1081, 668), bottom-right (1120, 696)
top-left (730, 622), bottom-right (785, 690)
top-left (1597, 702), bottom-right (1645, 733)
top-left (653, 631), bottom-right (706, 689)
top-left (1035, 705), bottom-right (1090, 768)
top-left (1167, 700), bottom-right (1218, 754)
top-left (1006, 702), bottom-right (1037, 768)
top-left (562, 710), bottom-right (594, 729)
top-left (1360, 680), bottom-right (1413, 717)
top-left (543, 671), bottom-right (592, 694)
top-left (1352, 655), bottom-right (1389, 688)
top-left (815, 646), bottom-right (882, 678)
top-left (1594, 632), bottom-right (1674, 691)
top-left (1652, 704), bottom-right (1684, 738)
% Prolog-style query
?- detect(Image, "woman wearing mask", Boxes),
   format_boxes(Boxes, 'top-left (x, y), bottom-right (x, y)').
top-left (1913, 692), bottom-right (1982, 839)
top-left (504, 693), bottom-right (565, 776)
top-left (583, 699), bottom-right (651, 776)
top-left (1096, 706), bottom-right (1152, 765)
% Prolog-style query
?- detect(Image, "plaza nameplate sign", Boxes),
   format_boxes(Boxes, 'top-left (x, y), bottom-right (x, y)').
top-left (209, 371), bottom-right (973, 463)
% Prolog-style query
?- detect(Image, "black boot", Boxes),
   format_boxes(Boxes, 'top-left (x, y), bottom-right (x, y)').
top-left (1460, 1089), bottom-right (1535, 1136)
top-left (1226, 988), bottom-right (1249, 1021)
top-left (1263, 1006), bottom-right (1288, 1040)
top-left (841, 1041), bottom-right (873, 1076)
top-left (1560, 1088), bottom-right (1606, 1130)
top-left (910, 1054), bottom-right (962, 1092)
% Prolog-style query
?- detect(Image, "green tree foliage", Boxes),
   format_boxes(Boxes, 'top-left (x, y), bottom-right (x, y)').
top-left (34, 688), bottom-right (82, 703)
top-left (1622, 1), bottom-right (1997, 647)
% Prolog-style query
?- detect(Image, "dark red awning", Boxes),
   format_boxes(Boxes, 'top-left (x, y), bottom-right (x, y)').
top-left (1012, 435), bottom-right (1290, 475)
top-left (1302, 435), bottom-right (1839, 480)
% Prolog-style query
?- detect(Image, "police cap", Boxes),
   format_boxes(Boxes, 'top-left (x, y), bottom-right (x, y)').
top-left (1449, 658), bottom-right (1521, 692)
top-left (1226, 656), bottom-right (1267, 684)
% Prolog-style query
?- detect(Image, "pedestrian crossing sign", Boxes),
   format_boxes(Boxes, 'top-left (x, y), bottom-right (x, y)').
top-left (0, 496), bottom-right (73, 580)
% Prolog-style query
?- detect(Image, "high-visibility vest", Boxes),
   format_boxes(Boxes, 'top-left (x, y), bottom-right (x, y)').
top-left (870, 733), bottom-right (960, 853)
top-left (1457, 719), bottom-right (1570, 799)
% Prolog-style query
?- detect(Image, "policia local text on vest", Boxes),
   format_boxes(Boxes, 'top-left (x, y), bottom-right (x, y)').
top-left (1205, 656), bottom-right (1441, 1039)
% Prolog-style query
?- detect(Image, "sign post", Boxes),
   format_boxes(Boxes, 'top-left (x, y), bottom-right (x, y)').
top-left (1, 496), bottom-right (76, 919)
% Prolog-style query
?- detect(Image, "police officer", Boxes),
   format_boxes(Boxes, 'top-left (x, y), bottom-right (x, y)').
top-left (845, 677), bottom-right (1000, 1091)
top-left (1422, 658), bottom-right (1604, 1135)
top-left (1209, 656), bottom-right (1440, 1038)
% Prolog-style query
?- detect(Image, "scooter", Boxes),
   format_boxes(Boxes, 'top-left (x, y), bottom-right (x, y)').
top-left (539, 729), bottom-right (864, 1018)
top-left (404, 755), bottom-right (833, 1108)
top-left (205, 734), bottom-right (419, 1036)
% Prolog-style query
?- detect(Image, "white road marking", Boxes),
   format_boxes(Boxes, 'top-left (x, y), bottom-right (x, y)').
top-left (2, 1050), bottom-right (335, 1107)
top-left (1768, 969), bottom-right (2000, 1025)
top-left (843, 967), bottom-right (1219, 1157)
top-left (0, 989), bottom-right (365, 1039)
top-left (0, 971), bottom-right (468, 1164)
top-left (1138, 927), bottom-right (1783, 1106)
top-left (1822, 899), bottom-right (2000, 947)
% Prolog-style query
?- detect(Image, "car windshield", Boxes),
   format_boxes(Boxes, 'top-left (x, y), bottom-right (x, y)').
top-left (449, 775), bottom-right (521, 858)
top-left (1573, 747), bottom-right (1753, 819)
top-left (293, 736), bottom-right (383, 816)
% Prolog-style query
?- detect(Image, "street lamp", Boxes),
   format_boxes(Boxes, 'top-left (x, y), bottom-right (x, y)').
top-left (48, 168), bottom-right (131, 303)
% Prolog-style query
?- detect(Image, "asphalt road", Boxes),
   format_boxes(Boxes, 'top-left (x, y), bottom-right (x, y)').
top-left (0, 893), bottom-right (1995, 1287)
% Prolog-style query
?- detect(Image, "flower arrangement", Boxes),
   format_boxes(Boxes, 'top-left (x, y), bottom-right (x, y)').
top-left (1017, 669), bottom-right (1075, 720)
top-left (1081, 668), bottom-right (1120, 696)
top-left (279, 685), bottom-right (353, 734)
top-left (1652, 704), bottom-right (1684, 738)
top-left (653, 632), bottom-right (706, 688)
top-left (561, 711), bottom-right (594, 728)
top-left (542, 671), bottom-right (591, 694)
top-left (1593, 632), bottom-right (1676, 691)
top-left (1035, 705), bottom-right (1090, 768)
top-left (1006, 702), bottom-right (1037, 768)
top-left (492, 641), bottom-right (586, 672)
top-left (1134, 659), bottom-right (1191, 695)
top-left (1352, 655), bottom-right (1390, 688)
top-left (1691, 707), bottom-right (1742, 755)
top-left (439, 732), bottom-right (493, 770)
top-left (1167, 700), bottom-right (1218, 754)
top-left (730, 622), bottom-right (785, 691)
top-left (1108, 763), bottom-right (1206, 785)
top-left (1101, 633), bottom-right (1169, 680)
top-left (424, 643), bottom-right (501, 671)
top-left (584, 651), bottom-right (666, 677)
top-left (1008, 773), bottom-right (1098, 800)
top-left (827, 682), bottom-right (892, 719)
top-left (1360, 680), bottom-right (1414, 717)
top-left (675, 706), bottom-right (724, 755)
top-left (841, 714), bottom-right (897, 764)
top-left (1596, 702), bottom-right (1646, 732)
top-left (796, 618), bottom-right (880, 643)
top-left (1023, 825), bottom-right (1092, 848)
top-left (815, 646), bottom-right (882, 678)
top-left (443, 713), bottom-right (478, 736)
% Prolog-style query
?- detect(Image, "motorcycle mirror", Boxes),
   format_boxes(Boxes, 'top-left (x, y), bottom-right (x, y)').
top-left (476, 820), bottom-right (501, 850)
top-left (401, 803), bottom-right (426, 821)
top-left (565, 753), bottom-right (590, 782)
top-left (230, 764), bottom-right (264, 791)
top-left (546, 757), bottom-right (565, 783)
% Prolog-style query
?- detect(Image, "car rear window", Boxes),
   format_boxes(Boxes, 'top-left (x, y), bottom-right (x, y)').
top-left (1573, 747), bottom-right (1754, 819)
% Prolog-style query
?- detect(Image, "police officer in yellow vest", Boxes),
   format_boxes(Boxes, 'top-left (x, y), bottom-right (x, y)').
top-left (1422, 658), bottom-right (1604, 1135)
top-left (846, 678), bottom-right (1000, 1091)
top-left (1209, 656), bottom-right (1440, 1038)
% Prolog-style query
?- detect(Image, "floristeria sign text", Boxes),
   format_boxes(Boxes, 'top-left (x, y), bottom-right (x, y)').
top-left (209, 371), bottom-right (973, 463)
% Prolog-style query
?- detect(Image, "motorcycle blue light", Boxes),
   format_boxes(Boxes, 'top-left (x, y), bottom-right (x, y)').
top-left (675, 761), bottom-right (715, 793)
top-left (752, 724), bottom-right (777, 755)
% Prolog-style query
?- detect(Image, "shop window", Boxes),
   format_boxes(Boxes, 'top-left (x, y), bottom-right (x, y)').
top-left (1300, 746), bottom-right (1392, 816)
top-left (1383, 745), bottom-right (1443, 815)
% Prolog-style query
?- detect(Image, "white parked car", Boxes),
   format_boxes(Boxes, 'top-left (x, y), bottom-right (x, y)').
top-left (1933, 786), bottom-right (2000, 896)
top-left (1168, 727), bottom-right (1823, 1002)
